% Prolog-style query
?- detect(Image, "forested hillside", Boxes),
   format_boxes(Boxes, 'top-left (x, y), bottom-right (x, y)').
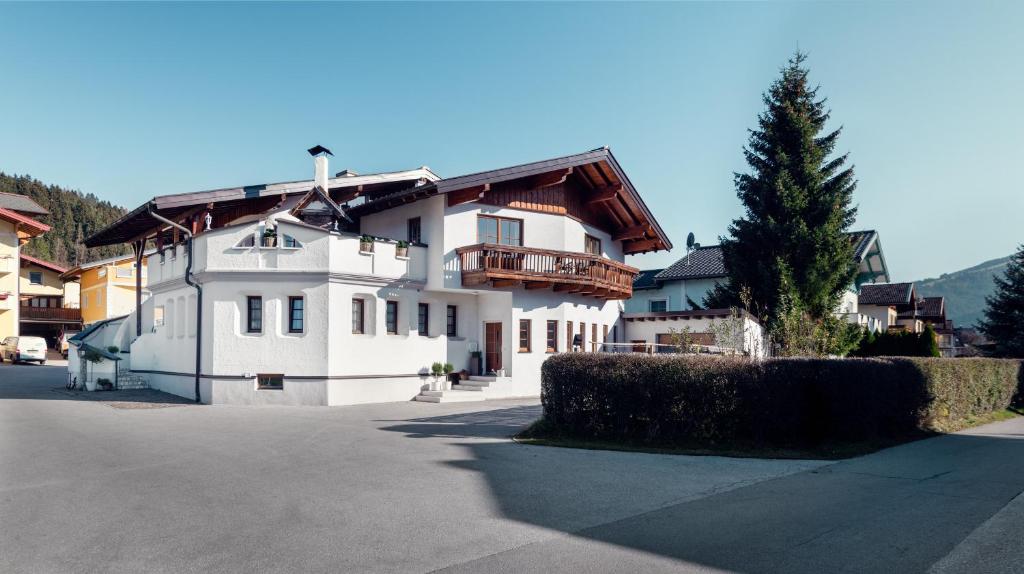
top-left (914, 256), bottom-right (1011, 328)
top-left (0, 172), bottom-right (128, 266)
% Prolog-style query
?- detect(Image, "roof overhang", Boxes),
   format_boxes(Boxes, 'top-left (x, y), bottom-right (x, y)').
top-left (0, 208), bottom-right (50, 238)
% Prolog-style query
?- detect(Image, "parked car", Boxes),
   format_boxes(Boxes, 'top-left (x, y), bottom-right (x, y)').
top-left (1, 336), bottom-right (48, 365)
top-left (59, 330), bottom-right (79, 359)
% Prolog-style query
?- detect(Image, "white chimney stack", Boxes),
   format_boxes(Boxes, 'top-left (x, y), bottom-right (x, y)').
top-left (314, 155), bottom-right (329, 190)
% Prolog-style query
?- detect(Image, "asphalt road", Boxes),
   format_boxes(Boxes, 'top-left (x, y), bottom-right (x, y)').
top-left (1, 363), bottom-right (1022, 573)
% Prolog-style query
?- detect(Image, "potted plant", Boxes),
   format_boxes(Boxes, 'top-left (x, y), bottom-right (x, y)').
top-left (395, 240), bottom-right (409, 258)
top-left (442, 363), bottom-right (455, 390)
top-left (359, 234), bottom-right (374, 254)
top-left (430, 361), bottom-right (444, 390)
top-left (262, 228), bottom-right (277, 248)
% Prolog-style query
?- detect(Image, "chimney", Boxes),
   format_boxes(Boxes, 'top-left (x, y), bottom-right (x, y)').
top-left (307, 145), bottom-right (334, 190)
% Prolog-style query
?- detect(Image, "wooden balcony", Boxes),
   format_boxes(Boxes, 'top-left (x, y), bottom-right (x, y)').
top-left (456, 243), bottom-right (637, 300)
top-left (20, 306), bottom-right (83, 323)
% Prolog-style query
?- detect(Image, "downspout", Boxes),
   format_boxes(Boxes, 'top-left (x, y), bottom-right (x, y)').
top-left (147, 207), bottom-right (203, 404)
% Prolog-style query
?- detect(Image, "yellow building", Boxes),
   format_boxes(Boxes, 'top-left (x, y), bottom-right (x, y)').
top-left (0, 194), bottom-right (52, 343)
top-left (61, 252), bottom-right (150, 325)
top-left (19, 254), bottom-right (82, 346)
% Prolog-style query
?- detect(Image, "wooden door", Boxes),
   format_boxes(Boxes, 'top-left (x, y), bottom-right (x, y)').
top-left (485, 322), bottom-right (502, 373)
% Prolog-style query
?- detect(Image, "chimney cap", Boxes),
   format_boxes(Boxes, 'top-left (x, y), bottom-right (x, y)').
top-left (307, 145), bottom-right (334, 157)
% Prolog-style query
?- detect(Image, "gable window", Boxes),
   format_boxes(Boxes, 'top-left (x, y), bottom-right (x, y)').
top-left (234, 234), bottom-right (256, 248)
top-left (546, 320), bottom-right (558, 353)
top-left (257, 373), bottom-right (284, 390)
top-left (407, 217), bottom-right (422, 244)
top-left (246, 296), bottom-right (263, 333)
top-left (352, 298), bottom-right (365, 334)
top-left (585, 234), bottom-right (602, 256)
top-left (29, 271), bottom-right (42, 285)
top-left (418, 303), bottom-right (429, 337)
top-left (649, 299), bottom-right (668, 313)
top-left (477, 215), bottom-right (522, 246)
top-left (446, 305), bottom-right (458, 337)
top-left (385, 301), bottom-right (399, 335)
top-left (282, 235), bottom-right (302, 249)
top-left (288, 297), bottom-right (304, 333)
top-left (518, 319), bottom-right (531, 352)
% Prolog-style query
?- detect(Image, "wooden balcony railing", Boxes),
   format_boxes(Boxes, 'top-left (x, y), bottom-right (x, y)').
top-left (456, 243), bottom-right (638, 300)
top-left (20, 306), bottom-right (83, 323)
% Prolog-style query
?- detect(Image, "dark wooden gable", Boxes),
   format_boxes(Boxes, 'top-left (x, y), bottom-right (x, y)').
top-left (291, 186), bottom-right (352, 230)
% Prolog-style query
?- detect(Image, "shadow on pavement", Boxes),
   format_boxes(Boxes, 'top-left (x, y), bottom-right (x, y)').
top-left (0, 364), bottom-right (194, 406)
top-left (381, 405), bottom-right (1024, 573)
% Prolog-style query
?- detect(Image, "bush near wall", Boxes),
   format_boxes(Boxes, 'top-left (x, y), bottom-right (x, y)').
top-left (540, 354), bottom-right (1022, 449)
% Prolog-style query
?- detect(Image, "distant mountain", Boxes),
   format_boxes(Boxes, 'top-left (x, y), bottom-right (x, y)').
top-left (913, 256), bottom-right (1012, 328)
top-left (0, 172), bottom-right (128, 267)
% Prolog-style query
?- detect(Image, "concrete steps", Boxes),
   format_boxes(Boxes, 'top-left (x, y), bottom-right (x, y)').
top-left (117, 374), bottom-right (150, 390)
top-left (413, 389), bottom-right (487, 403)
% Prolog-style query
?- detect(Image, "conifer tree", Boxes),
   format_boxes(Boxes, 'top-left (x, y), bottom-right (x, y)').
top-left (715, 52), bottom-right (858, 328)
top-left (979, 245), bottom-right (1024, 357)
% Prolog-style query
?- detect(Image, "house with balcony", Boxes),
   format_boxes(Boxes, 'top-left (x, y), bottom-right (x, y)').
top-left (0, 193), bottom-right (56, 343)
top-left (626, 230), bottom-right (891, 335)
top-left (913, 296), bottom-right (958, 356)
top-left (19, 254), bottom-right (83, 347)
top-left (60, 252), bottom-right (151, 325)
top-left (79, 147), bottom-right (670, 405)
top-left (857, 282), bottom-right (922, 332)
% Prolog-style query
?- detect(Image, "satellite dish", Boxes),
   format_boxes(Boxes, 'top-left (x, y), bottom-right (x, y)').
top-left (686, 232), bottom-right (695, 250)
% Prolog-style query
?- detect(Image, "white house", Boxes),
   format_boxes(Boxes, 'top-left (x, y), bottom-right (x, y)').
top-left (79, 147), bottom-right (671, 405)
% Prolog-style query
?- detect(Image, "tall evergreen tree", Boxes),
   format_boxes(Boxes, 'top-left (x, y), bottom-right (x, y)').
top-left (712, 53), bottom-right (858, 326)
top-left (979, 245), bottom-right (1024, 357)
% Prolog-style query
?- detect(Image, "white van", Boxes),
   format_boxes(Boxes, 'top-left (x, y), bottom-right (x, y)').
top-left (0, 336), bottom-right (48, 365)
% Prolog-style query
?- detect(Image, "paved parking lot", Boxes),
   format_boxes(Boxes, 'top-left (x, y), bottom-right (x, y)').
top-left (2, 363), bottom-right (1023, 573)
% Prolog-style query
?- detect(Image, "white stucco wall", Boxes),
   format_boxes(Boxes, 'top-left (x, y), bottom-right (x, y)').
top-left (623, 314), bottom-right (767, 358)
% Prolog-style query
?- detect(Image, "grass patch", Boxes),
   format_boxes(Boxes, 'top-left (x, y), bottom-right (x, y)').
top-left (515, 410), bottom-right (1022, 461)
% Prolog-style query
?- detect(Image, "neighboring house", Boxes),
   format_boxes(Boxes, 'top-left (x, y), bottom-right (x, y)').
top-left (19, 254), bottom-right (83, 347)
top-left (628, 230), bottom-right (891, 332)
top-left (81, 147), bottom-right (671, 405)
top-left (858, 282), bottom-right (921, 333)
top-left (0, 192), bottom-right (53, 343)
top-left (61, 252), bottom-right (151, 325)
top-left (909, 295), bottom-right (958, 355)
top-left (66, 315), bottom-right (131, 390)
top-left (621, 308), bottom-right (768, 358)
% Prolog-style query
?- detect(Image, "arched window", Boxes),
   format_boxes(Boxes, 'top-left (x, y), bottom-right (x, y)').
top-left (282, 235), bottom-right (302, 249)
top-left (234, 234), bottom-right (256, 248)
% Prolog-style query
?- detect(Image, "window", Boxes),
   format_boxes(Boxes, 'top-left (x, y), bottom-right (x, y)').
top-left (546, 320), bottom-right (558, 353)
top-left (385, 301), bottom-right (399, 334)
top-left (579, 322), bottom-right (586, 352)
top-left (116, 267), bottom-right (133, 278)
top-left (246, 296), bottom-right (263, 333)
top-left (418, 303), bottom-right (429, 337)
top-left (407, 217), bottom-right (422, 244)
top-left (649, 299), bottom-right (668, 313)
top-left (288, 297), bottom-right (304, 333)
top-left (446, 305), bottom-right (457, 337)
top-left (592, 323), bottom-right (598, 352)
top-left (154, 306), bottom-right (165, 327)
top-left (82, 294), bottom-right (89, 309)
top-left (566, 322), bottom-right (574, 351)
top-left (352, 298), bottom-right (365, 334)
top-left (585, 234), bottom-right (602, 256)
top-left (257, 374), bottom-right (284, 390)
top-left (29, 271), bottom-right (42, 285)
top-left (519, 319), bottom-right (531, 352)
top-left (234, 234), bottom-right (256, 248)
top-left (282, 235), bottom-right (302, 248)
top-left (477, 215), bottom-right (523, 246)
top-left (98, 268), bottom-right (107, 278)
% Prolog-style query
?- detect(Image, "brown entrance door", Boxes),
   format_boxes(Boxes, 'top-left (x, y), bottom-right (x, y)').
top-left (485, 322), bottom-right (502, 373)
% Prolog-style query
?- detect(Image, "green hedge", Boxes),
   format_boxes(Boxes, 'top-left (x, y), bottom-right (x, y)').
top-left (540, 354), bottom-right (1023, 448)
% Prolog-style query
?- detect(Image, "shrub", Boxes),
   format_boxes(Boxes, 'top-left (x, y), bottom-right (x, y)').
top-left (541, 354), bottom-right (1022, 448)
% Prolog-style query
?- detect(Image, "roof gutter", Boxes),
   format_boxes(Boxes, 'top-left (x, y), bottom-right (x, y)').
top-left (147, 207), bottom-right (203, 404)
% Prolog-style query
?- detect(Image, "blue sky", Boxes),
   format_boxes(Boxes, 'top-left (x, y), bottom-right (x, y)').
top-left (1, 1), bottom-right (1021, 280)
